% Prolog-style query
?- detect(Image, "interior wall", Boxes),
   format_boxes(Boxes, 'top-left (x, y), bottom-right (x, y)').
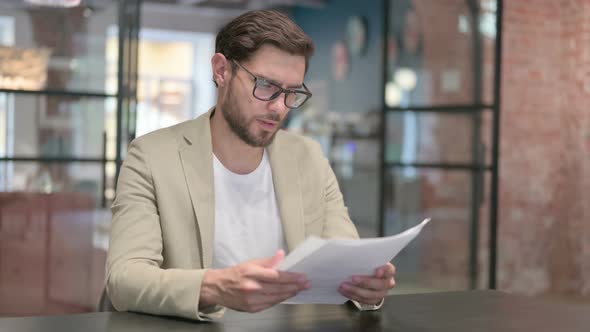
top-left (499, 0), bottom-right (590, 299)
top-left (293, 1), bottom-right (384, 236)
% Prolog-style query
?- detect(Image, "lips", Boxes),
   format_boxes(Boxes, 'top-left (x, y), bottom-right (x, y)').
top-left (256, 118), bottom-right (279, 131)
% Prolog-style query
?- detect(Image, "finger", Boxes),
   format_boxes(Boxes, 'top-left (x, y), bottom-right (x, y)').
top-left (250, 250), bottom-right (285, 268)
top-left (351, 276), bottom-right (392, 291)
top-left (389, 277), bottom-right (396, 288)
top-left (274, 270), bottom-right (309, 284)
top-left (375, 267), bottom-right (384, 279)
top-left (244, 250), bottom-right (307, 283)
top-left (247, 266), bottom-right (308, 285)
top-left (257, 281), bottom-right (306, 295)
top-left (239, 278), bottom-right (307, 297)
top-left (244, 279), bottom-right (311, 293)
top-left (338, 282), bottom-right (385, 305)
top-left (239, 264), bottom-right (281, 282)
top-left (382, 263), bottom-right (396, 278)
top-left (353, 263), bottom-right (395, 281)
top-left (268, 249), bottom-right (285, 268)
top-left (374, 263), bottom-right (396, 279)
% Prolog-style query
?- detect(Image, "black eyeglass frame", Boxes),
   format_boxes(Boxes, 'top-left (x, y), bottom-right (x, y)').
top-left (232, 60), bottom-right (312, 109)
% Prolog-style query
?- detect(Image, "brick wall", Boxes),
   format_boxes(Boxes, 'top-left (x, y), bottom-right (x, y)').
top-left (499, 0), bottom-right (590, 297)
top-left (401, 0), bottom-right (590, 297)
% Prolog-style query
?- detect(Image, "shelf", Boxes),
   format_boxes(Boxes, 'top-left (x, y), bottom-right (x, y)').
top-left (385, 161), bottom-right (492, 171)
top-left (330, 161), bottom-right (379, 172)
top-left (0, 88), bottom-right (117, 99)
top-left (386, 104), bottom-right (494, 113)
top-left (0, 157), bottom-right (115, 163)
top-left (332, 134), bottom-right (380, 140)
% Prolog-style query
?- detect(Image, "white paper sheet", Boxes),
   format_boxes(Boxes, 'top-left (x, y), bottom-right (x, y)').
top-left (277, 218), bottom-right (431, 304)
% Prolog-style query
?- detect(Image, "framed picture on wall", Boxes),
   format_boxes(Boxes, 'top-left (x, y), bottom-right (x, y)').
top-left (346, 16), bottom-right (368, 57)
top-left (331, 41), bottom-right (350, 81)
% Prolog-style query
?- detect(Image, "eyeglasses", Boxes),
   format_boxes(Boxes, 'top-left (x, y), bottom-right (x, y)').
top-left (232, 60), bottom-right (312, 109)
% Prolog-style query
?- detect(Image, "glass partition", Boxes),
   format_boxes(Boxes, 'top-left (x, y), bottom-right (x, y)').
top-left (384, 0), bottom-right (498, 291)
top-left (0, 0), bottom-right (138, 316)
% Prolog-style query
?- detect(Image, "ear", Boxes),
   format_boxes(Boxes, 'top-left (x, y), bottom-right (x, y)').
top-left (211, 53), bottom-right (232, 88)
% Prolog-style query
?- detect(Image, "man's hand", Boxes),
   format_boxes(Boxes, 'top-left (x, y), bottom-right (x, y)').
top-left (200, 250), bottom-right (310, 313)
top-left (338, 263), bottom-right (396, 305)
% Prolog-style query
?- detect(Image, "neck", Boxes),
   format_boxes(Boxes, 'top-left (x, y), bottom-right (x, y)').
top-left (210, 107), bottom-right (264, 174)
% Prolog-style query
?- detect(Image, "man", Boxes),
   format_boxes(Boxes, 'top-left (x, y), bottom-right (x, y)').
top-left (105, 10), bottom-right (396, 321)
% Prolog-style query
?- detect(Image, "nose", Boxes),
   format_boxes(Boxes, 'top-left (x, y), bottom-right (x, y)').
top-left (268, 93), bottom-right (290, 116)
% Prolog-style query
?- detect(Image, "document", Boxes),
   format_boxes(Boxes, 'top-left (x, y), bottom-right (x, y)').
top-left (277, 218), bottom-right (431, 304)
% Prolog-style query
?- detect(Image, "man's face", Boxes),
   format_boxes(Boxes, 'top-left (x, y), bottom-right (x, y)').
top-left (220, 45), bottom-right (306, 147)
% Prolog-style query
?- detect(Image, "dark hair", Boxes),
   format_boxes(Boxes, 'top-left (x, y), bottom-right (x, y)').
top-left (215, 10), bottom-right (315, 70)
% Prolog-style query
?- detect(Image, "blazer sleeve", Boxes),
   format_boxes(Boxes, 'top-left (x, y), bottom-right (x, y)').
top-left (105, 139), bottom-right (224, 321)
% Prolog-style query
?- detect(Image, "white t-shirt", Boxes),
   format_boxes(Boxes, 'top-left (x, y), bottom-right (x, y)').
top-left (211, 150), bottom-right (286, 268)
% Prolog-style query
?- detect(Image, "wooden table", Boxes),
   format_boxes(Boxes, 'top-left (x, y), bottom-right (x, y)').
top-left (1, 291), bottom-right (588, 331)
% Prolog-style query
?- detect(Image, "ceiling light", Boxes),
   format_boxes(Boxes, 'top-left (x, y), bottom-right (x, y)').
top-left (24, 0), bottom-right (81, 8)
top-left (394, 68), bottom-right (417, 91)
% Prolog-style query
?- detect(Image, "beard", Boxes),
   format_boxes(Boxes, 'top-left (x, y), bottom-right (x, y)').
top-left (220, 87), bottom-right (282, 148)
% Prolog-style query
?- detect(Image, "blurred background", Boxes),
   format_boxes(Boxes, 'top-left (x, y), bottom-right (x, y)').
top-left (0, 0), bottom-right (588, 316)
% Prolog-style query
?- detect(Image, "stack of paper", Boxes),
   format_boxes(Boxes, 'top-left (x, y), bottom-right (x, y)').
top-left (277, 218), bottom-right (431, 304)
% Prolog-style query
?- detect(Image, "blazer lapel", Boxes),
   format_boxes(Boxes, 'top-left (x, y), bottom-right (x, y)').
top-left (178, 109), bottom-right (215, 268)
top-left (268, 132), bottom-right (305, 252)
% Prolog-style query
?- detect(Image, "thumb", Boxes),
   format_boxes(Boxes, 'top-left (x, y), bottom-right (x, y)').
top-left (259, 249), bottom-right (285, 268)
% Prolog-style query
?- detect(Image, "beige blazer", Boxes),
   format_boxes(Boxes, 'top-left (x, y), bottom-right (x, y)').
top-left (105, 109), bottom-right (359, 320)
